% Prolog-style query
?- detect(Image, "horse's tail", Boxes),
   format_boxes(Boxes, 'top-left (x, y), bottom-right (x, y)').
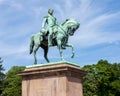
top-left (30, 35), bottom-right (34, 54)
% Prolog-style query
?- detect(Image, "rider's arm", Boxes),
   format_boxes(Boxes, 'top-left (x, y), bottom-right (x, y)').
top-left (42, 16), bottom-right (48, 28)
top-left (55, 18), bottom-right (58, 25)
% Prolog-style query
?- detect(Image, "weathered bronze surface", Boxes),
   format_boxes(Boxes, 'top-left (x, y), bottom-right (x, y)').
top-left (30, 9), bottom-right (80, 64)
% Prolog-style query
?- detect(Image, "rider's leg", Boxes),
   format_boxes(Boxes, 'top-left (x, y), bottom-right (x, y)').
top-left (48, 27), bottom-right (53, 47)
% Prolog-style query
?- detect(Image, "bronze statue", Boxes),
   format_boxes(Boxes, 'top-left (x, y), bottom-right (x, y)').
top-left (30, 9), bottom-right (80, 64)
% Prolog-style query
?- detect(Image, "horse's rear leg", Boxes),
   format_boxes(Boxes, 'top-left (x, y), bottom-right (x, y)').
top-left (30, 36), bottom-right (34, 54)
top-left (33, 45), bottom-right (39, 64)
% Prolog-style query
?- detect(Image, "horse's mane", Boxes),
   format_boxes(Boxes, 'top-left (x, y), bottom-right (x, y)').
top-left (61, 18), bottom-right (77, 26)
top-left (61, 19), bottom-right (69, 26)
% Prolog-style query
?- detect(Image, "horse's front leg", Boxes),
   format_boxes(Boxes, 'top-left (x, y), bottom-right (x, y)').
top-left (65, 43), bottom-right (74, 58)
top-left (57, 40), bottom-right (64, 61)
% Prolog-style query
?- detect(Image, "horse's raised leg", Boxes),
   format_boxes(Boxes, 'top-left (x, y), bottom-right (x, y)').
top-left (33, 45), bottom-right (39, 64)
top-left (65, 43), bottom-right (74, 58)
top-left (57, 40), bottom-right (64, 61)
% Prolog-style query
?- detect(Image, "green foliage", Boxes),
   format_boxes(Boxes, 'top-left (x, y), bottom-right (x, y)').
top-left (0, 58), bottom-right (5, 94)
top-left (0, 58), bottom-right (5, 81)
top-left (1, 66), bottom-right (25, 96)
top-left (82, 60), bottom-right (120, 96)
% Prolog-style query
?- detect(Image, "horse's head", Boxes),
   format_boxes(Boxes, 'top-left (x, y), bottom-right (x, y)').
top-left (62, 18), bottom-right (80, 36)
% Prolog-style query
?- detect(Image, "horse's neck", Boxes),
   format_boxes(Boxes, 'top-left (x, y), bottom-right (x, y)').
top-left (61, 24), bottom-right (68, 34)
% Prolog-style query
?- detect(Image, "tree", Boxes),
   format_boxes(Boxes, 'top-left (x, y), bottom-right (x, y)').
top-left (1, 66), bottom-right (25, 96)
top-left (109, 63), bottom-right (120, 96)
top-left (0, 58), bottom-right (5, 94)
top-left (82, 64), bottom-right (98, 96)
top-left (82, 60), bottom-right (120, 96)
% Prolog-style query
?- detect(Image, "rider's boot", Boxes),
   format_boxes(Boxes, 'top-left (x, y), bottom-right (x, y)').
top-left (48, 35), bottom-right (52, 47)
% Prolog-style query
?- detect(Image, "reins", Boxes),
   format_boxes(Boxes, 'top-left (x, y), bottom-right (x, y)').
top-left (56, 24), bottom-right (68, 37)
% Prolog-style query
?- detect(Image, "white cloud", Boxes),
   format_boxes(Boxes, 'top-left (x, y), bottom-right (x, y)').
top-left (65, 0), bottom-right (120, 47)
top-left (0, 0), bottom-right (6, 4)
top-left (0, 0), bottom-right (23, 10)
top-left (86, 11), bottom-right (120, 27)
top-left (0, 42), bottom-right (28, 56)
top-left (71, 31), bottom-right (120, 47)
top-left (9, 1), bottom-right (23, 10)
top-left (54, 4), bottom-right (64, 21)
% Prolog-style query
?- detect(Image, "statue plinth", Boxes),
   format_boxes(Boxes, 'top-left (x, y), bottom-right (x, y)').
top-left (19, 62), bottom-right (87, 96)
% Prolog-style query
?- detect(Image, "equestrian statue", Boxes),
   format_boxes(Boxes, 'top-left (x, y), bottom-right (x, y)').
top-left (30, 8), bottom-right (80, 64)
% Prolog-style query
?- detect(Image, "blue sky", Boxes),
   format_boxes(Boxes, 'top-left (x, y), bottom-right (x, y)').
top-left (0, 0), bottom-right (120, 71)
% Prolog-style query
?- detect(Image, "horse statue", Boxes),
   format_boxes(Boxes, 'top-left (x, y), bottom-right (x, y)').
top-left (30, 18), bottom-right (80, 64)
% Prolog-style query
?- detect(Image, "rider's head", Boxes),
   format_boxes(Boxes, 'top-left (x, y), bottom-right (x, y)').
top-left (48, 8), bottom-right (54, 15)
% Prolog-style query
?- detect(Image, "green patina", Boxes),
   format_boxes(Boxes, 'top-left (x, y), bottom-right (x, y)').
top-left (29, 8), bottom-right (80, 64)
top-left (26, 60), bottom-right (79, 68)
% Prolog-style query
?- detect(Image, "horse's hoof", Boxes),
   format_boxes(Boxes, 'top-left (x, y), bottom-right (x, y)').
top-left (61, 58), bottom-right (65, 61)
top-left (34, 62), bottom-right (37, 64)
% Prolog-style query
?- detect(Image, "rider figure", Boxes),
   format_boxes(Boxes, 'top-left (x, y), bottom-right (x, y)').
top-left (42, 8), bottom-right (57, 47)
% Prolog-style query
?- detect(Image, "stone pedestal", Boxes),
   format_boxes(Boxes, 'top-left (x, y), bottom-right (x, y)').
top-left (19, 62), bottom-right (87, 96)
